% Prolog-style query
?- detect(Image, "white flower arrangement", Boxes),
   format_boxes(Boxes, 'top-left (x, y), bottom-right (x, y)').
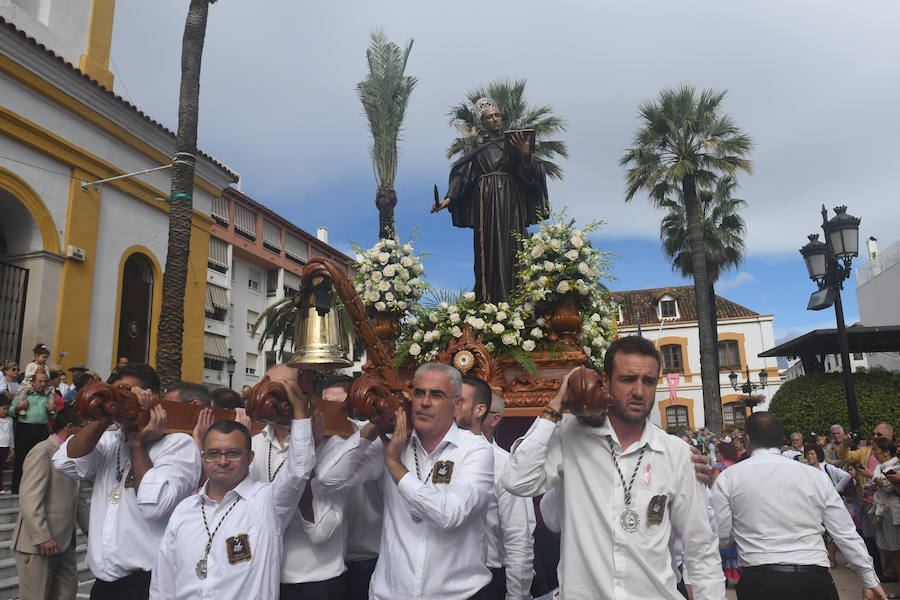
top-left (353, 238), bottom-right (427, 314)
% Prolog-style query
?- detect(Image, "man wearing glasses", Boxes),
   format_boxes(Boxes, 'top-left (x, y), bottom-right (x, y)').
top-left (838, 422), bottom-right (895, 478)
top-left (150, 376), bottom-right (313, 600)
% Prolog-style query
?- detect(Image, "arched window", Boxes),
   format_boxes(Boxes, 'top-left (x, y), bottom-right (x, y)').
top-left (661, 344), bottom-right (684, 372)
top-left (117, 253), bottom-right (154, 364)
top-left (666, 405), bottom-right (689, 431)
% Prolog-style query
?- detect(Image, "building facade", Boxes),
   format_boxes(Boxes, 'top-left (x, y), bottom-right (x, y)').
top-left (202, 187), bottom-right (354, 390)
top-left (610, 286), bottom-right (782, 433)
top-left (855, 237), bottom-right (900, 371)
top-left (0, 4), bottom-right (237, 379)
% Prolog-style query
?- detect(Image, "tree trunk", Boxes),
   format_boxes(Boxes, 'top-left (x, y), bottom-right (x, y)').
top-left (156, 0), bottom-right (211, 389)
top-left (375, 184), bottom-right (397, 239)
top-left (682, 175), bottom-right (723, 434)
top-left (709, 281), bottom-right (720, 375)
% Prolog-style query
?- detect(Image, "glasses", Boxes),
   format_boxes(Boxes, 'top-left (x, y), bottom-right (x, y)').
top-left (201, 449), bottom-right (246, 462)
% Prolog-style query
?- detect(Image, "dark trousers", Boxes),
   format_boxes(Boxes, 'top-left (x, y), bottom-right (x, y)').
top-left (482, 567), bottom-right (506, 600)
top-left (280, 573), bottom-right (347, 600)
top-left (0, 447), bottom-right (9, 490)
top-left (737, 565), bottom-right (838, 600)
top-left (13, 423), bottom-right (48, 493)
top-left (345, 558), bottom-right (377, 600)
top-left (89, 570), bottom-right (151, 600)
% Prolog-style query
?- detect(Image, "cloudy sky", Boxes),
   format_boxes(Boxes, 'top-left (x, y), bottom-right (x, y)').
top-left (109, 1), bottom-right (900, 342)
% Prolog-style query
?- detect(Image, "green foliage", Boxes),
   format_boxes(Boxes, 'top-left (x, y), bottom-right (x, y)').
top-left (446, 79), bottom-right (568, 179)
top-left (768, 370), bottom-right (900, 435)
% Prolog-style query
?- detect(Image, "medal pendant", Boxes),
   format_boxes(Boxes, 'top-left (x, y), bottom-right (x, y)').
top-left (620, 508), bottom-right (640, 533)
top-left (411, 513), bottom-right (423, 524)
top-left (195, 558), bottom-right (208, 580)
top-left (108, 485), bottom-right (123, 505)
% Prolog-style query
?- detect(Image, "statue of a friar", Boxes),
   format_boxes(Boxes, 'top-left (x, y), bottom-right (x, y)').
top-left (432, 98), bottom-right (550, 303)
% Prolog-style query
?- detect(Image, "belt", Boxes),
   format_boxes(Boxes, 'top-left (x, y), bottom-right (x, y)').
top-left (745, 564), bottom-right (828, 574)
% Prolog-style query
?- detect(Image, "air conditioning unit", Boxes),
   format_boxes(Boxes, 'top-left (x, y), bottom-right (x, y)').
top-left (66, 245), bottom-right (86, 262)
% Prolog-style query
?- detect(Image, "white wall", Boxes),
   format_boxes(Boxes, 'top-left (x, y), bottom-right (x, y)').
top-left (0, 0), bottom-right (91, 67)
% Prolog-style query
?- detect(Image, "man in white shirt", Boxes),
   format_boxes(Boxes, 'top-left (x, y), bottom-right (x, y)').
top-left (458, 374), bottom-right (535, 600)
top-left (150, 377), bottom-right (314, 600)
top-left (502, 336), bottom-right (724, 600)
top-left (352, 362), bottom-right (494, 600)
top-left (53, 363), bottom-right (201, 600)
top-left (248, 373), bottom-right (350, 599)
top-left (711, 411), bottom-right (886, 600)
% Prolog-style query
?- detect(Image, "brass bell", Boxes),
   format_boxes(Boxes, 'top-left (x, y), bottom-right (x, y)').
top-left (287, 301), bottom-right (353, 371)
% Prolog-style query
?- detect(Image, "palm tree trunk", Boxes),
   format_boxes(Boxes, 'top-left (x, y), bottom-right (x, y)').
top-left (156, 0), bottom-right (212, 389)
top-left (682, 175), bottom-right (723, 434)
top-left (375, 184), bottom-right (397, 239)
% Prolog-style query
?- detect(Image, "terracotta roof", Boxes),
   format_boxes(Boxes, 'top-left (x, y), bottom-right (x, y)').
top-left (609, 285), bottom-right (759, 326)
top-left (222, 187), bottom-right (353, 264)
top-left (0, 16), bottom-right (238, 181)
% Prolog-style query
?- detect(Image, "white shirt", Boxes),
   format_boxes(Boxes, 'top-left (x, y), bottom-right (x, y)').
top-left (486, 440), bottom-right (536, 600)
top-left (343, 419), bottom-right (383, 562)
top-left (354, 422), bottom-right (494, 600)
top-left (818, 461), bottom-right (852, 493)
top-left (0, 416), bottom-right (14, 448)
top-left (249, 425), bottom-right (347, 584)
top-left (711, 447), bottom-right (879, 589)
top-left (150, 419), bottom-right (314, 599)
top-left (53, 430), bottom-right (201, 581)
top-left (502, 416), bottom-right (724, 600)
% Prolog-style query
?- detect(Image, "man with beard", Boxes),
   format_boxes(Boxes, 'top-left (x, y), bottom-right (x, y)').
top-left (432, 97), bottom-right (549, 302)
top-left (502, 336), bottom-right (723, 599)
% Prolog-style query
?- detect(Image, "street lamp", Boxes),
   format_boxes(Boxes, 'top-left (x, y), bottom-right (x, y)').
top-left (728, 366), bottom-right (768, 410)
top-left (798, 205), bottom-right (861, 433)
top-left (226, 351), bottom-right (237, 389)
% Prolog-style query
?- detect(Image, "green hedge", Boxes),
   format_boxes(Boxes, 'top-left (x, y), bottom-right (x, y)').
top-left (768, 369), bottom-right (900, 436)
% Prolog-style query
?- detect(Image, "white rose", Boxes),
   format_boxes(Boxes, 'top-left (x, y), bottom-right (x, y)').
top-left (448, 305), bottom-right (459, 314)
top-left (429, 313), bottom-right (439, 323)
top-left (472, 318), bottom-right (486, 330)
top-left (543, 261), bottom-right (555, 272)
top-left (415, 264), bottom-right (425, 274)
top-left (501, 333), bottom-right (516, 345)
top-left (413, 330), bottom-right (423, 341)
top-left (531, 245), bottom-right (545, 258)
top-left (590, 313), bottom-right (602, 322)
top-left (523, 302), bottom-right (534, 312)
top-left (512, 318), bottom-right (525, 330)
top-left (384, 292), bottom-right (394, 301)
top-left (407, 316), bottom-right (419, 326)
top-left (398, 300), bottom-right (407, 309)
top-left (583, 345), bottom-right (592, 356)
top-left (522, 340), bottom-right (536, 352)
top-left (384, 239), bottom-right (396, 247)
top-left (449, 312), bottom-right (461, 323)
top-left (491, 323), bottom-right (505, 334)
top-left (601, 318), bottom-right (613, 329)
top-left (549, 239), bottom-right (562, 250)
top-left (371, 271), bottom-right (383, 282)
top-left (383, 265), bottom-right (396, 277)
top-left (592, 336), bottom-right (605, 347)
top-left (402, 244), bottom-right (412, 252)
top-left (564, 249), bottom-right (579, 261)
top-left (536, 317), bottom-right (546, 326)
top-left (439, 302), bottom-right (449, 310)
top-left (496, 311), bottom-right (507, 321)
top-left (577, 262), bottom-right (591, 276)
top-left (538, 276), bottom-right (549, 286)
top-left (374, 301), bottom-right (386, 311)
top-left (450, 326), bottom-right (462, 337)
top-left (557, 280), bottom-right (570, 293)
top-left (499, 302), bottom-right (510, 311)
top-left (409, 278), bottom-right (421, 287)
top-left (378, 252), bottom-right (390, 264)
top-left (408, 343), bottom-right (421, 356)
top-left (530, 327), bottom-right (544, 339)
top-left (463, 292), bottom-right (476, 302)
top-left (378, 281), bottom-right (390, 292)
top-left (364, 291), bottom-right (378, 303)
top-left (484, 303), bottom-right (497, 314)
top-left (571, 236), bottom-right (584, 248)
top-left (400, 256), bottom-right (414, 267)
top-left (581, 247), bottom-right (591, 256)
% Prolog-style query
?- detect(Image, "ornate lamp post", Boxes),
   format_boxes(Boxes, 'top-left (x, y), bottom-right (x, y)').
top-left (799, 205), bottom-right (861, 432)
top-left (728, 367), bottom-right (768, 410)
top-left (226, 351), bottom-right (237, 389)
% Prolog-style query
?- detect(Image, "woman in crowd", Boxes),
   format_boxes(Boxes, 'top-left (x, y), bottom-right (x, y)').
top-left (867, 437), bottom-right (900, 580)
top-left (0, 362), bottom-right (19, 397)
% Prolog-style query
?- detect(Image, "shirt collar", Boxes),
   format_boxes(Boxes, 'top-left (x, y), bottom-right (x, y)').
top-left (199, 474), bottom-right (256, 503)
top-left (591, 418), bottom-right (665, 454)
top-left (411, 421), bottom-right (462, 454)
top-left (751, 447), bottom-right (782, 457)
top-left (262, 424), bottom-right (288, 448)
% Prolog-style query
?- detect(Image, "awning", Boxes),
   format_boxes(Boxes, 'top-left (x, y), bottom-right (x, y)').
top-left (204, 333), bottom-right (229, 360)
top-left (759, 325), bottom-right (900, 358)
top-left (207, 284), bottom-right (228, 310)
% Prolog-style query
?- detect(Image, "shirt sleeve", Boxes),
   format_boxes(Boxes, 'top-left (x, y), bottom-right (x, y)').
top-left (271, 419), bottom-right (315, 528)
top-left (501, 417), bottom-right (562, 497)
top-left (497, 482), bottom-right (536, 600)
top-left (829, 464), bottom-right (853, 493)
top-left (134, 433), bottom-right (201, 521)
top-left (396, 441), bottom-right (493, 530)
top-left (316, 431), bottom-right (365, 490)
top-left (668, 445), bottom-right (726, 598)
top-left (819, 472), bottom-right (879, 588)
top-left (711, 472), bottom-right (734, 547)
top-left (299, 481), bottom-right (344, 544)
top-left (52, 433), bottom-right (106, 481)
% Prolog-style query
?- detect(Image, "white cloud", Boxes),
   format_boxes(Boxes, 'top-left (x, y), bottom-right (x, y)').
top-left (717, 271), bottom-right (756, 290)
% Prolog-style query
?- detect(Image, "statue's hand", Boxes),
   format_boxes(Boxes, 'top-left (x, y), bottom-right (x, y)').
top-left (512, 131), bottom-right (532, 157)
top-left (431, 197), bottom-right (451, 213)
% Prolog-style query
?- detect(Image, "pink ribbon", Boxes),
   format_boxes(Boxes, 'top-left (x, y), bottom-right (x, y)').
top-left (644, 462), bottom-right (652, 485)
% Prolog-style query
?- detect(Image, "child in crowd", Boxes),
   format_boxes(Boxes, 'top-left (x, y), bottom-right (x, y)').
top-left (0, 395), bottom-right (13, 495)
top-left (22, 344), bottom-right (50, 385)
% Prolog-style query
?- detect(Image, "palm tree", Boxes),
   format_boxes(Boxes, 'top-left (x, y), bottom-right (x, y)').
top-left (620, 86), bottom-right (753, 434)
top-left (447, 79), bottom-right (568, 180)
top-left (156, 0), bottom-right (218, 389)
top-left (357, 29), bottom-right (417, 240)
top-left (659, 175), bottom-right (747, 377)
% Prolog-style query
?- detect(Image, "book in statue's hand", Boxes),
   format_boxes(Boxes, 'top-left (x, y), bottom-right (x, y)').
top-left (504, 129), bottom-right (536, 155)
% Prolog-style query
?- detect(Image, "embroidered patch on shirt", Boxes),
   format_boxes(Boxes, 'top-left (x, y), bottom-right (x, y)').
top-left (123, 469), bottom-right (135, 489)
top-left (432, 460), bottom-right (454, 484)
top-left (226, 534), bottom-right (252, 564)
